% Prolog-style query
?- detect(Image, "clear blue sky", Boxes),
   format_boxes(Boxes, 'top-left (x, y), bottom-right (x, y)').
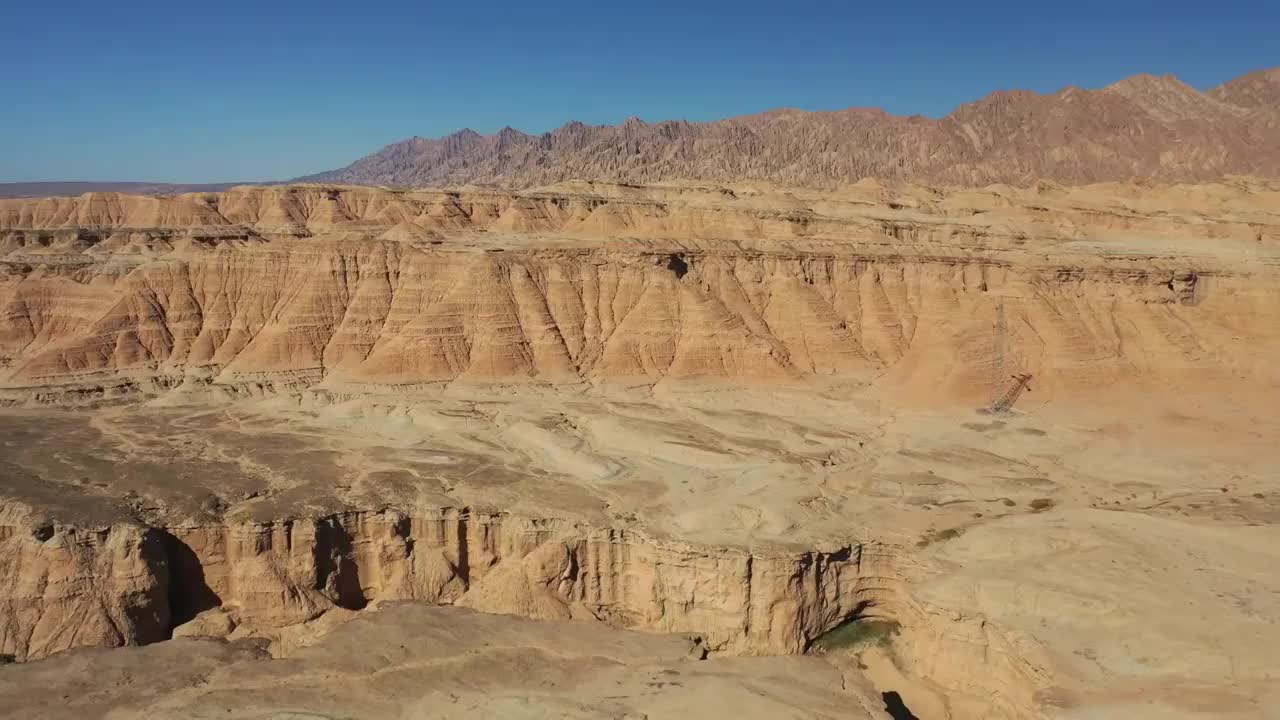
top-left (2, 0), bottom-right (1275, 182)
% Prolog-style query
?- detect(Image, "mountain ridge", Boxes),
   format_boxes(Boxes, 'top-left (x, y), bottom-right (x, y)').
top-left (300, 68), bottom-right (1280, 189)
top-left (0, 181), bottom-right (247, 199)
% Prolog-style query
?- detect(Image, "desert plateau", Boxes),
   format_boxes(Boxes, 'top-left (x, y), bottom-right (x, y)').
top-left (0, 174), bottom-right (1276, 719)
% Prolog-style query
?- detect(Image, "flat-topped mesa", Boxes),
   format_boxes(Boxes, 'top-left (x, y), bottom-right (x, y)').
top-left (2, 180), bottom-right (1277, 243)
top-left (1, 182), bottom-right (1278, 406)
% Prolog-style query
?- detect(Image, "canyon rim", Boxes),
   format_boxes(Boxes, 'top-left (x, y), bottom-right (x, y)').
top-left (0, 177), bottom-right (1277, 719)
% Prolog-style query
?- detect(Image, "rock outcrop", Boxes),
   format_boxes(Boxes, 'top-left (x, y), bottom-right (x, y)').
top-left (0, 507), bottom-right (170, 661)
top-left (1, 497), bottom-right (1051, 717)
top-left (0, 504), bottom-right (904, 662)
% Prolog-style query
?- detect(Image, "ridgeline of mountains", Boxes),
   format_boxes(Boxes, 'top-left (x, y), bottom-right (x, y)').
top-left (4, 68), bottom-right (1278, 198)
top-left (300, 68), bottom-right (1280, 189)
top-left (0, 182), bottom-right (241, 199)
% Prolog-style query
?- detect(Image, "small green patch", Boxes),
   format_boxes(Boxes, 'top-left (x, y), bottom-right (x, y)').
top-left (811, 619), bottom-right (900, 653)
top-left (1029, 498), bottom-right (1056, 512)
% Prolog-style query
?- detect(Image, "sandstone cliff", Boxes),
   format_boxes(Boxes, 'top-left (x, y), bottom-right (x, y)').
top-left (0, 506), bottom-right (170, 661)
top-left (2, 181), bottom-right (1277, 406)
top-left (1, 497), bottom-right (1048, 717)
top-left (0, 504), bottom-right (902, 661)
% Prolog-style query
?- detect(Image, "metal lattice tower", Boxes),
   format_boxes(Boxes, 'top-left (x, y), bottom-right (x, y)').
top-left (993, 373), bottom-right (1033, 413)
top-left (990, 299), bottom-right (1006, 411)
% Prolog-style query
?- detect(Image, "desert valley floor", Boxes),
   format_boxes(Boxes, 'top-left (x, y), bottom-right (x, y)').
top-left (0, 179), bottom-right (1278, 719)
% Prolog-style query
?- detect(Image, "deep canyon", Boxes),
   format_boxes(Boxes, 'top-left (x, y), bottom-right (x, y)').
top-left (0, 180), bottom-right (1278, 719)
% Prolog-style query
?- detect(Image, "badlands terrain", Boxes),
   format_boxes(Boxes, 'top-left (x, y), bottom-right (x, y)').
top-left (0, 179), bottom-right (1278, 719)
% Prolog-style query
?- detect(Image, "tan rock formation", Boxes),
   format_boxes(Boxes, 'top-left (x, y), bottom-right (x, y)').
top-left (0, 505), bottom-right (170, 661)
top-left (0, 505), bottom-right (900, 661)
top-left (2, 181), bottom-right (1277, 405)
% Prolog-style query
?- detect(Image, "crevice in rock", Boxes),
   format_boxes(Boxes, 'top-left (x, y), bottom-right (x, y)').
top-left (314, 516), bottom-right (368, 611)
top-left (156, 528), bottom-right (221, 629)
top-left (454, 508), bottom-right (472, 587)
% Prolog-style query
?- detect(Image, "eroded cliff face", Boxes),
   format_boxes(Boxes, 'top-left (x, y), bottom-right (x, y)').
top-left (0, 506), bottom-right (902, 661)
top-left (0, 510), bottom-right (170, 661)
top-left (2, 181), bottom-right (1277, 405)
top-left (0, 500), bottom-right (1050, 716)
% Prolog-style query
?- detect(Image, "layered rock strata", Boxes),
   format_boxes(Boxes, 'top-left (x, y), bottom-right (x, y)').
top-left (0, 505), bottom-right (905, 662)
top-left (2, 181), bottom-right (1277, 405)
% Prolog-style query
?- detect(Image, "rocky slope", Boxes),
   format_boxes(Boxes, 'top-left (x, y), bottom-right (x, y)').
top-left (2, 180), bottom-right (1277, 404)
top-left (302, 69), bottom-right (1280, 188)
top-left (1209, 67), bottom-right (1280, 109)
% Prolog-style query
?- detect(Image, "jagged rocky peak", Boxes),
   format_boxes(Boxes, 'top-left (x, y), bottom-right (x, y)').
top-left (299, 67), bottom-right (1280, 189)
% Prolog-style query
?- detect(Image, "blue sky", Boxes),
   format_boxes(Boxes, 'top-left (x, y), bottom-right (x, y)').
top-left (2, 0), bottom-right (1275, 182)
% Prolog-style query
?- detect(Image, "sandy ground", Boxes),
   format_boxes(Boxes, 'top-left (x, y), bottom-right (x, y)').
top-left (0, 603), bottom-right (886, 720)
top-left (1, 376), bottom-right (1277, 718)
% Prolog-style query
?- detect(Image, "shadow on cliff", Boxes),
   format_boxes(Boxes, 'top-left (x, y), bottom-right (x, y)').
top-left (315, 517), bottom-right (369, 610)
top-left (155, 530), bottom-right (222, 629)
top-left (882, 691), bottom-right (920, 720)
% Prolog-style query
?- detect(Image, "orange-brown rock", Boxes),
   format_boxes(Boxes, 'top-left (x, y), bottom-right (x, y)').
top-left (2, 180), bottom-right (1278, 405)
top-left (0, 505), bottom-right (902, 661)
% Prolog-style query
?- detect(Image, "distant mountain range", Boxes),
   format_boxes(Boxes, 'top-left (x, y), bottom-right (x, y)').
top-left (6, 68), bottom-right (1277, 198)
top-left (0, 182), bottom-right (241, 199)
top-left (300, 67), bottom-right (1280, 189)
